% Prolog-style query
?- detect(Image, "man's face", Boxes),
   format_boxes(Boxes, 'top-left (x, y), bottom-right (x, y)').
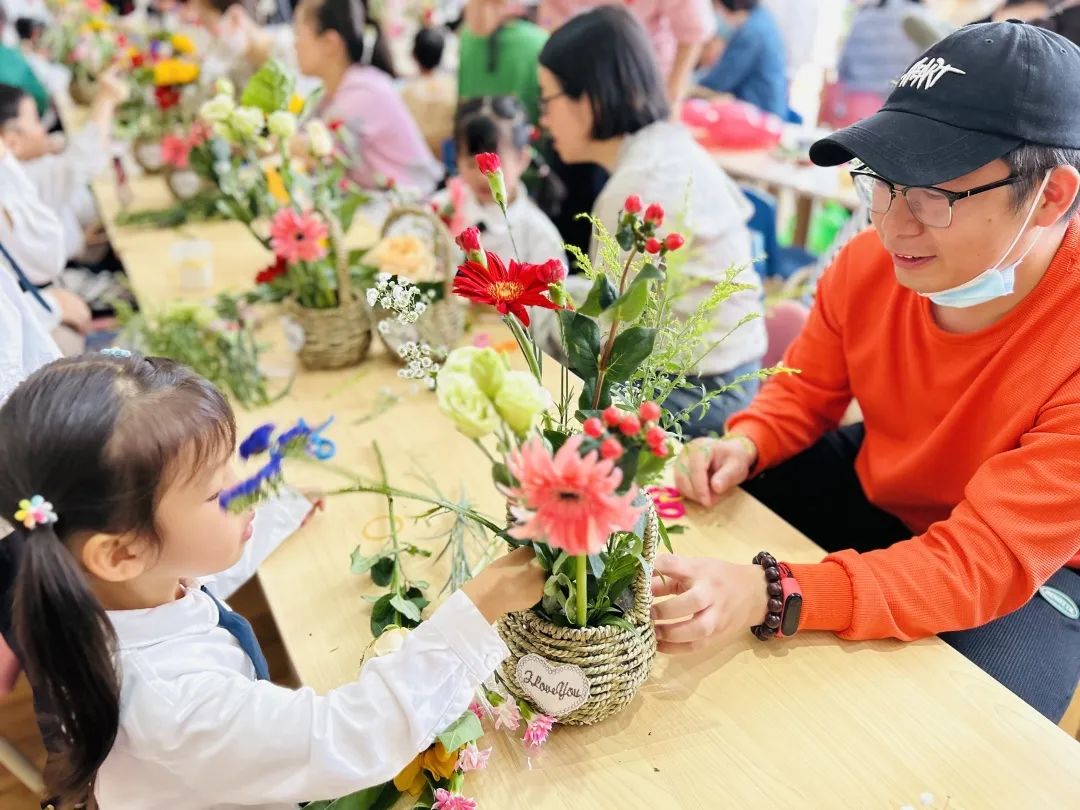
top-left (870, 159), bottom-right (1039, 295)
top-left (1, 96), bottom-right (49, 160)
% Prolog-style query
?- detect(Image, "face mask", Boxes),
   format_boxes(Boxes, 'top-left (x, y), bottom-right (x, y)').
top-left (920, 170), bottom-right (1051, 309)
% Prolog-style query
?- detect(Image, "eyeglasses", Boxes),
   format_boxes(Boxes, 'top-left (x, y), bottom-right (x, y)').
top-left (850, 169), bottom-right (1022, 229)
top-left (538, 92), bottom-right (567, 115)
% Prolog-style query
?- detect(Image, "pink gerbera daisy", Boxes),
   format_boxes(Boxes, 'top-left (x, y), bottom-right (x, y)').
top-left (506, 436), bottom-right (643, 556)
top-left (269, 208), bottom-right (328, 264)
top-left (432, 788), bottom-right (478, 810)
top-left (160, 133), bottom-right (191, 169)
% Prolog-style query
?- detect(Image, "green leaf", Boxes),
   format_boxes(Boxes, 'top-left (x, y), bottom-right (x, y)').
top-left (562, 580), bottom-right (578, 624)
top-left (599, 614), bottom-right (635, 632)
top-left (666, 525), bottom-right (687, 535)
top-left (370, 594), bottom-right (396, 637)
top-left (604, 326), bottom-right (657, 382)
top-left (370, 556), bottom-right (394, 587)
top-left (657, 519), bottom-right (674, 553)
top-left (492, 461), bottom-right (514, 488)
top-left (543, 429), bottom-right (570, 454)
top-left (558, 310), bottom-right (601, 378)
top-left (578, 378), bottom-right (611, 412)
top-left (391, 594), bottom-right (423, 622)
top-left (608, 265), bottom-right (663, 322)
top-left (350, 547), bottom-right (377, 575)
top-left (308, 782), bottom-right (401, 810)
top-left (240, 59), bottom-right (295, 114)
top-left (588, 553), bottom-right (605, 579)
top-left (616, 223), bottom-right (636, 252)
top-left (579, 274), bottom-right (617, 317)
top-left (436, 710), bottom-right (484, 752)
top-left (634, 445), bottom-right (670, 484)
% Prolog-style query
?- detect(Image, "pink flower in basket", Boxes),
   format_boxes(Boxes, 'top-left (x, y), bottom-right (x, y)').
top-left (506, 435), bottom-right (643, 556)
top-left (432, 788), bottom-right (477, 810)
top-left (270, 209), bottom-right (328, 264)
top-left (161, 134), bottom-right (191, 169)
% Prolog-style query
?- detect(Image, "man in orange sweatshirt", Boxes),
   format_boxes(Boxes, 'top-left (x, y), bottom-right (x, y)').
top-left (653, 20), bottom-right (1080, 721)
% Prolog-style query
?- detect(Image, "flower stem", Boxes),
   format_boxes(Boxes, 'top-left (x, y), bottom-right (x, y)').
top-left (591, 248), bottom-right (639, 409)
top-left (576, 553), bottom-right (587, 627)
top-left (504, 314), bottom-right (542, 384)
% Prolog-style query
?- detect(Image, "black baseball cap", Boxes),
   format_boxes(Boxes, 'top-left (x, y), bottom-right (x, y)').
top-left (811, 21), bottom-right (1080, 186)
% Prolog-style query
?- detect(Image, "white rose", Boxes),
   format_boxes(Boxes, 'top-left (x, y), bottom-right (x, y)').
top-left (214, 78), bottom-right (235, 98)
top-left (235, 165), bottom-right (259, 191)
top-left (229, 106), bottom-right (266, 141)
top-left (372, 626), bottom-right (411, 657)
top-left (199, 93), bottom-right (235, 123)
top-left (267, 111), bottom-right (297, 140)
top-left (306, 119), bottom-right (334, 158)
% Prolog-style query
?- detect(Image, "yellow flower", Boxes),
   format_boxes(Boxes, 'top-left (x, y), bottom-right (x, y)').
top-left (287, 94), bottom-right (304, 115)
top-left (264, 167), bottom-right (289, 204)
top-left (363, 235), bottom-right (436, 281)
top-left (170, 33), bottom-right (196, 55)
top-left (153, 58), bottom-right (200, 86)
top-left (421, 742), bottom-right (458, 781)
top-left (87, 17), bottom-right (109, 32)
top-left (393, 754), bottom-right (425, 796)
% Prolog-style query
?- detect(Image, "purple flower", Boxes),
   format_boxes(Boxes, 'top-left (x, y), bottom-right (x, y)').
top-left (239, 423), bottom-right (275, 460)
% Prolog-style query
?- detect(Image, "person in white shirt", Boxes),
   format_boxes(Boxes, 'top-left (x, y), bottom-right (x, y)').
top-left (0, 353), bottom-right (545, 809)
top-left (0, 69), bottom-right (126, 263)
top-left (537, 6), bottom-right (766, 435)
top-left (0, 139), bottom-right (90, 352)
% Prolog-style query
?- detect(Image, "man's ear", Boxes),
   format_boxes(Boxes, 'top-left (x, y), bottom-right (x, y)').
top-left (80, 532), bottom-right (156, 583)
top-left (1034, 165), bottom-right (1080, 227)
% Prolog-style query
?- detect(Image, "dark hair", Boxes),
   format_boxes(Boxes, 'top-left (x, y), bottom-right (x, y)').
top-left (1003, 142), bottom-right (1080, 222)
top-left (539, 6), bottom-right (669, 140)
top-left (413, 26), bottom-right (445, 72)
top-left (0, 354), bottom-right (235, 806)
top-left (0, 83), bottom-right (28, 128)
top-left (454, 96), bottom-right (567, 217)
top-left (14, 16), bottom-right (44, 41)
top-left (718, 0), bottom-right (759, 10)
top-left (305, 0), bottom-right (395, 77)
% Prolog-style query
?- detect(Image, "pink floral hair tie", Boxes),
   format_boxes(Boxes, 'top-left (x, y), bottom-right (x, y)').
top-left (14, 495), bottom-right (58, 530)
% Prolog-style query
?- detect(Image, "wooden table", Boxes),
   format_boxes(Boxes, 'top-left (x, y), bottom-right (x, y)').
top-left (92, 171), bottom-right (1080, 809)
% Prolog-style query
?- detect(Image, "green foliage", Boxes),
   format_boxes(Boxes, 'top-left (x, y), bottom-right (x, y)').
top-left (240, 60), bottom-right (295, 113)
top-left (114, 295), bottom-right (283, 409)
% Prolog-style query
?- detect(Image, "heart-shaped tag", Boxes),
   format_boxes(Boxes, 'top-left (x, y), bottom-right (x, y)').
top-left (514, 653), bottom-right (591, 717)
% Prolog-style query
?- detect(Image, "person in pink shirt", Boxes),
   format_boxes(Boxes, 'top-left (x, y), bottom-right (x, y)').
top-left (293, 0), bottom-right (443, 195)
top-left (537, 0), bottom-right (713, 103)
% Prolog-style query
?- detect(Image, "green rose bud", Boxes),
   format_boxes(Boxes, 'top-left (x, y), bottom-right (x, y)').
top-left (436, 372), bottom-right (499, 439)
top-left (494, 371), bottom-right (547, 436)
top-left (229, 106), bottom-right (266, 141)
top-left (443, 346), bottom-right (507, 399)
top-left (267, 111), bottom-right (298, 140)
top-left (199, 93), bottom-right (235, 123)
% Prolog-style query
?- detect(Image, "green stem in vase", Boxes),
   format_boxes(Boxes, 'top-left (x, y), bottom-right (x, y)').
top-left (576, 553), bottom-right (587, 627)
top-left (504, 314), bottom-right (543, 384)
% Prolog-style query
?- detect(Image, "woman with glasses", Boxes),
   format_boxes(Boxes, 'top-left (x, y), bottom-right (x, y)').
top-left (658, 22), bottom-right (1080, 723)
top-left (538, 6), bottom-right (767, 436)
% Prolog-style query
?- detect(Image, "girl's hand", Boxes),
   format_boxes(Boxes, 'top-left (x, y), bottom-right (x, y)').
top-left (462, 546), bottom-right (546, 623)
top-left (650, 554), bottom-right (768, 654)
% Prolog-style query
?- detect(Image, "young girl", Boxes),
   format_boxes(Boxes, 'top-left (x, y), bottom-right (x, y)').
top-left (0, 353), bottom-right (545, 809)
top-left (437, 95), bottom-right (566, 266)
top-left (293, 0), bottom-right (443, 194)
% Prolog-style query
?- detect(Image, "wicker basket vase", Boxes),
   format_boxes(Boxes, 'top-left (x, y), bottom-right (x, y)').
top-left (68, 76), bottom-right (97, 106)
top-left (283, 212), bottom-right (373, 370)
top-left (371, 206), bottom-right (466, 358)
top-left (165, 167), bottom-right (210, 201)
top-left (496, 505), bottom-right (659, 726)
top-left (132, 138), bottom-right (166, 175)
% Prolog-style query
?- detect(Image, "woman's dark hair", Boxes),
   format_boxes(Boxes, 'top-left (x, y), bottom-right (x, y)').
top-left (718, 0), bottom-right (759, 10)
top-left (305, 0), bottom-right (395, 77)
top-left (0, 83), bottom-right (29, 129)
top-left (454, 96), bottom-right (567, 217)
top-left (14, 17), bottom-right (45, 42)
top-left (413, 26), bottom-right (445, 72)
top-left (538, 5), bottom-right (669, 140)
top-left (0, 354), bottom-right (235, 806)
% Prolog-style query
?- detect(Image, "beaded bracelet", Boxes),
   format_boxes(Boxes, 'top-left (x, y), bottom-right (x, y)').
top-left (751, 550), bottom-right (785, 640)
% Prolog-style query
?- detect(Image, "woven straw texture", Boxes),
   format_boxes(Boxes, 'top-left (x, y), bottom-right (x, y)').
top-left (496, 505), bottom-right (659, 726)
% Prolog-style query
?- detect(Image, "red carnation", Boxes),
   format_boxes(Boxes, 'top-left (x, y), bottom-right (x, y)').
top-left (536, 258), bottom-right (566, 284)
top-left (154, 85), bottom-right (181, 111)
top-left (455, 226), bottom-right (482, 253)
top-left (452, 251), bottom-right (562, 327)
top-left (255, 256), bottom-right (288, 285)
top-left (644, 203), bottom-right (664, 226)
top-left (475, 152), bottom-right (501, 176)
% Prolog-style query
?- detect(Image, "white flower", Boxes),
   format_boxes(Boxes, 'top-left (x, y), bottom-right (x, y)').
top-left (236, 165), bottom-right (259, 191)
top-left (306, 119), bottom-right (334, 158)
top-left (214, 77), bottom-right (235, 98)
top-left (371, 626), bottom-right (411, 657)
top-left (199, 93), bottom-right (235, 123)
top-left (267, 111), bottom-right (297, 140)
top-left (229, 106), bottom-right (265, 141)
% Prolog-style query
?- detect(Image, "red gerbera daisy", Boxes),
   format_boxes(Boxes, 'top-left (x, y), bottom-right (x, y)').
top-left (452, 251), bottom-right (562, 326)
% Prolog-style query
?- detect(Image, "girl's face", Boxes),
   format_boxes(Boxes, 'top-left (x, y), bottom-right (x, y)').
top-left (293, 3), bottom-right (340, 77)
top-left (457, 143), bottom-right (530, 203)
top-left (152, 453), bottom-right (254, 580)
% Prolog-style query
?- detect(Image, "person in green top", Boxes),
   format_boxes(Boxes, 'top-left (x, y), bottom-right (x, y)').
top-left (458, 1), bottom-right (547, 123)
top-left (0, 4), bottom-right (49, 116)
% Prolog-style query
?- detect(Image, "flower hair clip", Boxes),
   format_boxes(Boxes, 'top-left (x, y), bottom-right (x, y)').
top-left (100, 347), bottom-right (132, 358)
top-left (14, 495), bottom-right (58, 530)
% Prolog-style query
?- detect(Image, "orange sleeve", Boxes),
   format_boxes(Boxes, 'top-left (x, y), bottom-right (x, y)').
top-left (726, 238), bottom-right (856, 472)
top-left (790, 373), bottom-right (1080, 640)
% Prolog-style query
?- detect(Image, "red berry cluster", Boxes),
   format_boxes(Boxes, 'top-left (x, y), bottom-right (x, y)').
top-left (621, 196), bottom-right (685, 258)
top-left (582, 401), bottom-right (669, 459)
